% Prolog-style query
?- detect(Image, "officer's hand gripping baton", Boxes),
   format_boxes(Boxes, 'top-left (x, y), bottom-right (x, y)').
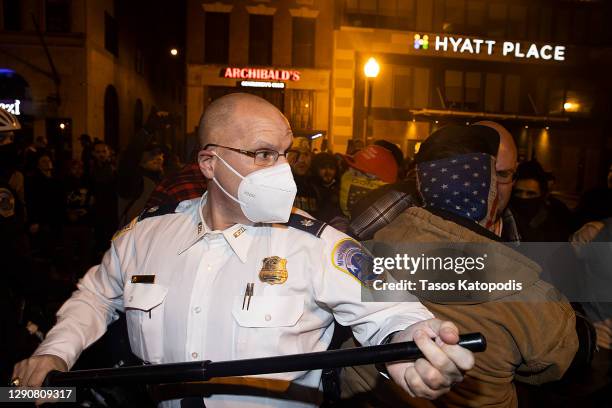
top-left (43, 333), bottom-right (486, 387)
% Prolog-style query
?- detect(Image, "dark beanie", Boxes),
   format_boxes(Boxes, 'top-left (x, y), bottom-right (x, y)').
top-left (415, 125), bottom-right (500, 164)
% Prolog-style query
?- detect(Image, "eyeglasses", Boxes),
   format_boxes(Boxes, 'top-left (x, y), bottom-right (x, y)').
top-left (496, 168), bottom-right (518, 184)
top-left (203, 143), bottom-right (287, 166)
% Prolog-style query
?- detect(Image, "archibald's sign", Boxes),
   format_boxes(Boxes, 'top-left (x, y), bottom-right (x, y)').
top-left (222, 67), bottom-right (301, 81)
top-left (414, 34), bottom-right (566, 61)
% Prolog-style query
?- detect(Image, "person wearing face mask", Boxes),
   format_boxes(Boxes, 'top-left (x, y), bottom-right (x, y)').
top-left (340, 125), bottom-right (578, 408)
top-left (13, 94), bottom-right (476, 407)
top-left (511, 160), bottom-right (572, 242)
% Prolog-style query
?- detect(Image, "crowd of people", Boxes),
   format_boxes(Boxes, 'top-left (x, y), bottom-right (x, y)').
top-left (2, 97), bottom-right (612, 406)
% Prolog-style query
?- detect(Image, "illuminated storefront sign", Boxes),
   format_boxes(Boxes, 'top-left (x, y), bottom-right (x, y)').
top-left (239, 80), bottom-right (286, 89)
top-left (0, 99), bottom-right (21, 115)
top-left (223, 67), bottom-right (301, 81)
top-left (413, 34), bottom-right (566, 61)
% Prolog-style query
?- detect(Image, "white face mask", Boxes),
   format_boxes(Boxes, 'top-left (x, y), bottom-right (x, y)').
top-left (211, 152), bottom-right (297, 223)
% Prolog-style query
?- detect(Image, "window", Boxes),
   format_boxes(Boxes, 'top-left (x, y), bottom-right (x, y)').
top-left (249, 15), bottom-right (273, 66)
top-left (287, 90), bottom-right (313, 131)
top-left (484, 73), bottom-right (502, 112)
top-left (444, 0), bottom-right (465, 33)
top-left (393, 67), bottom-right (413, 108)
top-left (45, 0), bottom-right (71, 33)
top-left (413, 67), bottom-right (430, 108)
top-left (507, 5), bottom-right (527, 40)
top-left (204, 12), bottom-right (229, 64)
top-left (503, 75), bottom-right (520, 113)
top-left (554, 8), bottom-right (570, 42)
top-left (466, 0), bottom-right (486, 35)
top-left (487, 3), bottom-right (507, 38)
top-left (444, 70), bottom-right (463, 107)
top-left (573, 9), bottom-right (588, 44)
top-left (539, 7), bottom-right (553, 41)
top-left (2, 0), bottom-right (21, 31)
top-left (526, 6), bottom-right (540, 40)
top-left (344, 0), bottom-right (415, 30)
top-left (444, 70), bottom-right (481, 109)
top-left (589, 9), bottom-right (604, 44)
top-left (464, 72), bottom-right (481, 108)
top-left (104, 12), bottom-right (118, 57)
top-left (292, 17), bottom-right (315, 68)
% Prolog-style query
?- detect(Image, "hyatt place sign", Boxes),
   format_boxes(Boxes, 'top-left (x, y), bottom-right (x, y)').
top-left (414, 34), bottom-right (566, 61)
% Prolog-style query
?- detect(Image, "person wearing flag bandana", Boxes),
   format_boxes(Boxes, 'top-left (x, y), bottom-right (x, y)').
top-left (341, 124), bottom-right (578, 408)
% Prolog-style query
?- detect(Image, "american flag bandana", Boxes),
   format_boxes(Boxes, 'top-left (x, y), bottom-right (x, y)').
top-left (416, 152), bottom-right (499, 229)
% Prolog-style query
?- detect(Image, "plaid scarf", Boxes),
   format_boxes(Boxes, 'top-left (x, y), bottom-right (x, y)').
top-left (416, 152), bottom-right (499, 229)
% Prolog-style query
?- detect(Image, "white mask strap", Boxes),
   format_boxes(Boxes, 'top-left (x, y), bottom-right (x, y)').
top-left (211, 152), bottom-right (245, 205)
top-left (211, 177), bottom-right (244, 205)
top-left (212, 152), bottom-right (245, 180)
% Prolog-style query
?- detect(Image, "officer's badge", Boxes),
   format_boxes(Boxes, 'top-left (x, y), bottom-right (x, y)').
top-left (300, 219), bottom-right (314, 227)
top-left (332, 238), bottom-right (377, 286)
top-left (259, 256), bottom-right (288, 285)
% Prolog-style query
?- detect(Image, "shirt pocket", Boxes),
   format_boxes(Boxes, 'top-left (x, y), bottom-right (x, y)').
top-left (231, 295), bottom-right (304, 328)
top-left (124, 283), bottom-right (168, 311)
top-left (124, 283), bottom-right (168, 362)
top-left (231, 295), bottom-right (305, 360)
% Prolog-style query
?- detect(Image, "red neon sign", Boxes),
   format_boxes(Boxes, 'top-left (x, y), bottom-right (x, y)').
top-left (223, 67), bottom-right (301, 81)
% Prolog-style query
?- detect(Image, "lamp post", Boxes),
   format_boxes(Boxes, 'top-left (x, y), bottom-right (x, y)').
top-left (363, 57), bottom-right (380, 144)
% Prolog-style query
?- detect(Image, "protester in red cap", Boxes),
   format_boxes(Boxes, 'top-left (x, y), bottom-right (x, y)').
top-left (339, 144), bottom-right (398, 217)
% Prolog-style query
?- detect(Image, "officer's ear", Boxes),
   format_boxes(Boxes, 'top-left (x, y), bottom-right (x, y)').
top-left (198, 148), bottom-right (216, 179)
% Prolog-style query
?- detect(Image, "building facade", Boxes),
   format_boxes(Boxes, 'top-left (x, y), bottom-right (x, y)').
top-left (186, 0), bottom-right (335, 147)
top-left (0, 0), bottom-right (185, 159)
top-left (331, 0), bottom-right (612, 194)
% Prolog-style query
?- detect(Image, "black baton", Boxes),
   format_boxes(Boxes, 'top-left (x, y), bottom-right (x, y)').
top-left (44, 333), bottom-right (486, 387)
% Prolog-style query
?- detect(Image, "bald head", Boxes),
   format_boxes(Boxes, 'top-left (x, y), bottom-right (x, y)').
top-left (473, 121), bottom-right (517, 170)
top-left (198, 93), bottom-right (287, 147)
top-left (474, 121), bottom-right (518, 217)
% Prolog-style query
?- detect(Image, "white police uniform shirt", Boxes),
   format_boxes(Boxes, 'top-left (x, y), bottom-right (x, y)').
top-left (34, 193), bottom-right (433, 407)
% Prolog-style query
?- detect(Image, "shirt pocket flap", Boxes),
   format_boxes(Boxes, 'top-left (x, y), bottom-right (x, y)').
top-left (124, 283), bottom-right (168, 311)
top-left (232, 295), bottom-right (304, 328)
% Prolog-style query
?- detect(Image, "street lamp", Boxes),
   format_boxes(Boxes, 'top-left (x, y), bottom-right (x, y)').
top-left (363, 57), bottom-right (380, 143)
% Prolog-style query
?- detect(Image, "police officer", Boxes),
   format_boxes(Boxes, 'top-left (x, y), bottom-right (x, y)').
top-left (13, 94), bottom-right (474, 406)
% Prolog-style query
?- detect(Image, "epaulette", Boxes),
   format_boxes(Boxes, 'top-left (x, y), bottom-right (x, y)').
top-left (286, 213), bottom-right (328, 238)
top-left (137, 203), bottom-right (178, 222)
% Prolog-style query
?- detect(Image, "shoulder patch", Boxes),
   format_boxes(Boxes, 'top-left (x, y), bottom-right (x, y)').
top-left (286, 213), bottom-right (328, 238)
top-left (332, 238), bottom-right (377, 286)
top-left (137, 203), bottom-right (178, 222)
top-left (113, 203), bottom-right (178, 241)
top-left (112, 216), bottom-right (138, 241)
